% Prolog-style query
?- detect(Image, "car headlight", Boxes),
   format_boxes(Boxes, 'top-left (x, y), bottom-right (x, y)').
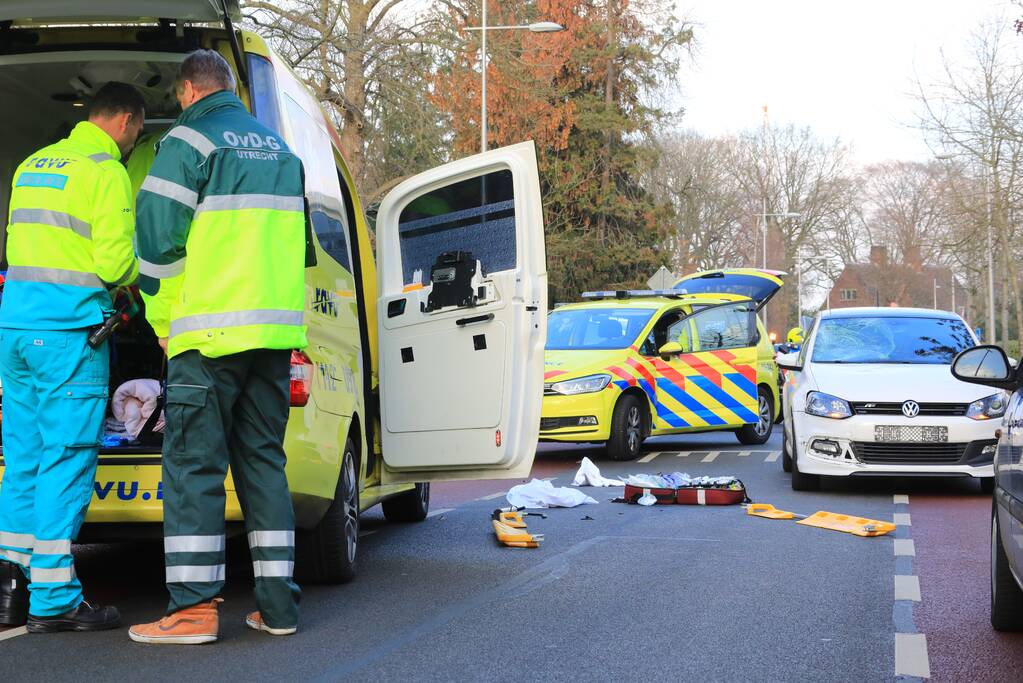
top-left (967, 393), bottom-right (1008, 420)
top-left (805, 391), bottom-right (853, 419)
top-left (549, 374), bottom-right (612, 395)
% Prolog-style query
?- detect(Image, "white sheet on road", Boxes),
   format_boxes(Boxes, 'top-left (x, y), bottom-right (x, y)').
top-left (507, 478), bottom-right (598, 508)
top-left (571, 457), bottom-right (624, 487)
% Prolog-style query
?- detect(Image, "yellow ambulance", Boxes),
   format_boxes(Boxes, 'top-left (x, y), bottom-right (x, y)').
top-left (0, 1), bottom-right (548, 582)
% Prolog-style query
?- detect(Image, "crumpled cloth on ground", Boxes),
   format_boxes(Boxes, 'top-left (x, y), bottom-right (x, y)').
top-left (572, 457), bottom-right (624, 487)
top-left (624, 472), bottom-right (742, 489)
top-left (625, 473), bottom-right (670, 489)
top-left (111, 379), bottom-right (165, 438)
top-left (507, 478), bottom-right (598, 508)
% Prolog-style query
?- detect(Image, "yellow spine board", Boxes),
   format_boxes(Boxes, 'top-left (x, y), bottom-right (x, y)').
top-left (492, 518), bottom-right (543, 548)
top-left (796, 511), bottom-right (896, 537)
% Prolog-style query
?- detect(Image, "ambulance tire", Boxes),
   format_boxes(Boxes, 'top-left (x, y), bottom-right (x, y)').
top-left (382, 483), bottom-right (431, 523)
top-left (607, 394), bottom-right (645, 461)
top-left (296, 440), bottom-right (359, 584)
top-left (991, 501), bottom-right (1023, 631)
top-left (735, 387), bottom-right (774, 445)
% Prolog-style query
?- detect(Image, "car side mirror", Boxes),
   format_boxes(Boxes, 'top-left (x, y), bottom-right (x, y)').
top-left (776, 351), bottom-right (802, 372)
top-left (658, 341), bottom-right (684, 360)
top-left (951, 345), bottom-right (1018, 391)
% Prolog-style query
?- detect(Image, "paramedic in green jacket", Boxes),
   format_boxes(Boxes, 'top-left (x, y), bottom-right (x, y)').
top-left (0, 82), bottom-right (143, 632)
top-left (129, 50), bottom-right (312, 645)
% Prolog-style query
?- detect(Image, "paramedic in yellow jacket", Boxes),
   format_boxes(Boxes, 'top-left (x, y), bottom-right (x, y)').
top-left (0, 82), bottom-right (143, 632)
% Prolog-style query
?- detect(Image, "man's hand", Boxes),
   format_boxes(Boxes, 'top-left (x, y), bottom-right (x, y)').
top-left (158, 337), bottom-right (168, 354)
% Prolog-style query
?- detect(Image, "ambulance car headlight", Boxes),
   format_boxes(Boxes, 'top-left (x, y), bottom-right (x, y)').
top-left (550, 374), bottom-right (612, 395)
top-left (805, 391), bottom-right (852, 419)
top-left (967, 393), bottom-right (1008, 420)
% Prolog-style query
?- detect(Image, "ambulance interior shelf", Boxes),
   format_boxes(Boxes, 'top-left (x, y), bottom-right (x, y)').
top-left (391, 250), bottom-right (498, 318)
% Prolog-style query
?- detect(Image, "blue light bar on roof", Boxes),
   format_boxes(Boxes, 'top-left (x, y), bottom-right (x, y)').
top-left (581, 290), bottom-right (682, 300)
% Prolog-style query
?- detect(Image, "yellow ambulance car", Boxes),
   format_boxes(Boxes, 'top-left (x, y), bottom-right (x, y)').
top-left (0, 1), bottom-right (547, 582)
top-left (541, 269), bottom-right (782, 460)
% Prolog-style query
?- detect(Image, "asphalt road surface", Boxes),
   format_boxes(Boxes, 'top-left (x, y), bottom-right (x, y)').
top-left (1, 431), bottom-right (1019, 681)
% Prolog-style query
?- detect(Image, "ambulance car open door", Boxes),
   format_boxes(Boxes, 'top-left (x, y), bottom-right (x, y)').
top-left (375, 142), bottom-right (548, 483)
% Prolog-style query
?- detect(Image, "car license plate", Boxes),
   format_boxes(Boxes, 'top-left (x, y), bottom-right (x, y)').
top-left (874, 425), bottom-right (948, 443)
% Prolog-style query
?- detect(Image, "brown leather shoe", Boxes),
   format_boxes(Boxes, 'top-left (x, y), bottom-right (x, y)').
top-left (128, 598), bottom-right (223, 644)
top-left (245, 611), bottom-right (296, 636)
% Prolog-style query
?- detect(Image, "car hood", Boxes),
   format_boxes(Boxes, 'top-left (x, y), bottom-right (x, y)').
top-left (544, 349), bottom-right (618, 380)
top-left (807, 362), bottom-right (996, 402)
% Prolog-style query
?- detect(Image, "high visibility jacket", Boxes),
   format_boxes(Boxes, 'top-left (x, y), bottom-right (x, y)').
top-left (137, 90), bottom-right (312, 358)
top-left (0, 121), bottom-right (138, 330)
top-left (126, 131), bottom-right (160, 201)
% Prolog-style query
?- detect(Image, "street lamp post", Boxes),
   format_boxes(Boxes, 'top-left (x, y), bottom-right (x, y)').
top-left (464, 18), bottom-right (565, 153)
top-left (758, 210), bottom-right (801, 334)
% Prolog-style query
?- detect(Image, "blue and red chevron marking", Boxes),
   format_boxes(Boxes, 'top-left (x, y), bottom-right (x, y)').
top-left (612, 377), bottom-right (689, 428)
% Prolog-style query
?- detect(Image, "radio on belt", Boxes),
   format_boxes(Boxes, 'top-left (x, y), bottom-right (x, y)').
top-left (424, 251), bottom-right (487, 312)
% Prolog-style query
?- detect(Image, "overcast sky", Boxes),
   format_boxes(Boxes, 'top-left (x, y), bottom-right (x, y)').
top-left (674, 0), bottom-right (1020, 166)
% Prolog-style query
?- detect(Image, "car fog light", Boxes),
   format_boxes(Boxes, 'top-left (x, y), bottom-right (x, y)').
top-left (811, 439), bottom-right (841, 456)
top-left (578, 416), bottom-right (598, 426)
top-left (982, 445), bottom-right (997, 455)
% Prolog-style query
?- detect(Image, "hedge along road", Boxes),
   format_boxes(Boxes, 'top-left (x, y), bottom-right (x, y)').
top-left (0, 431), bottom-right (1004, 681)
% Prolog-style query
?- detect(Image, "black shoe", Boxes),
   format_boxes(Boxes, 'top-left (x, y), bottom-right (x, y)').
top-left (27, 601), bottom-right (121, 633)
top-left (0, 560), bottom-right (29, 626)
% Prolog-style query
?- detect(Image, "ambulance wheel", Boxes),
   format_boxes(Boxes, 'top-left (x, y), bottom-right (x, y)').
top-left (736, 387), bottom-right (774, 445)
top-left (991, 501), bottom-right (1023, 631)
top-left (296, 440), bottom-right (359, 584)
top-left (607, 394), bottom-right (645, 461)
top-left (382, 483), bottom-right (430, 523)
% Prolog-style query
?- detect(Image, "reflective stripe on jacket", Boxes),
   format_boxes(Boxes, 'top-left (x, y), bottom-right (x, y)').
top-left (0, 121), bottom-right (138, 330)
top-left (137, 90), bottom-right (310, 358)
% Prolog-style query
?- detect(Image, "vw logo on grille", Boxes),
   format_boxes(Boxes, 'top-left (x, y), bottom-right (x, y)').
top-left (902, 401), bottom-right (921, 418)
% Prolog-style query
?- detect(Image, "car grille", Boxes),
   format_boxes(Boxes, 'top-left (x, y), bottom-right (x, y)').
top-left (851, 441), bottom-right (968, 465)
top-left (849, 402), bottom-right (968, 417)
top-left (541, 417), bottom-right (578, 430)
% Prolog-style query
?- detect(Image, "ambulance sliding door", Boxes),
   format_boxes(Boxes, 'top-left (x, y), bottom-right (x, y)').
top-left (376, 142), bottom-right (547, 483)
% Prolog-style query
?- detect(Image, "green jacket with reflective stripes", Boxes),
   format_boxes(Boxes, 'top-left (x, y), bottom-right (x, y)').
top-left (0, 121), bottom-right (138, 330)
top-left (137, 90), bottom-right (312, 358)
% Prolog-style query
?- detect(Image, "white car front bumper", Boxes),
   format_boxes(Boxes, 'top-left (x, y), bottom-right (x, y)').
top-left (791, 412), bottom-right (997, 478)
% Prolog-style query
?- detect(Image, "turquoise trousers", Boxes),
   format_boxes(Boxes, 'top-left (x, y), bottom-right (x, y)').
top-left (0, 329), bottom-right (107, 616)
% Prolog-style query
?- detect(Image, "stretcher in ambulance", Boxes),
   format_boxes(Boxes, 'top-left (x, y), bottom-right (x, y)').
top-left (0, 0), bottom-right (548, 583)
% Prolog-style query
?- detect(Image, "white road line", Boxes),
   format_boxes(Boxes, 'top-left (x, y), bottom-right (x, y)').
top-left (358, 529), bottom-right (379, 538)
top-left (701, 451), bottom-right (720, 463)
top-left (895, 575), bottom-right (922, 602)
top-left (764, 450), bottom-right (781, 463)
top-left (894, 494), bottom-right (910, 504)
top-left (427, 508), bottom-right (454, 518)
top-left (479, 491), bottom-right (507, 501)
top-left (543, 477), bottom-right (556, 482)
top-left (676, 451), bottom-right (690, 457)
top-left (0, 626), bottom-right (26, 642)
top-left (894, 539), bottom-right (916, 556)
top-left (895, 633), bottom-right (931, 678)
top-left (894, 513), bottom-right (912, 527)
top-left (737, 450), bottom-right (751, 457)
top-left (638, 451), bottom-right (661, 463)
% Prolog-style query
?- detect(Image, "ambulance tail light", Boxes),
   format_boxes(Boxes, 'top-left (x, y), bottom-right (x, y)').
top-left (290, 350), bottom-right (313, 407)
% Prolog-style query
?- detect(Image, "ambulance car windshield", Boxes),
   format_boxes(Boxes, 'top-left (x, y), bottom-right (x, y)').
top-left (811, 316), bottom-right (974, 365)
top-left (546, 308), bottom-right (655, 351)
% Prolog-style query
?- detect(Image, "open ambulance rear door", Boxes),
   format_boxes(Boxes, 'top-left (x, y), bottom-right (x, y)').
top-left (375, 142), bottom-right (548, 483)
top-left (0, 1), bottom-right (240, 24)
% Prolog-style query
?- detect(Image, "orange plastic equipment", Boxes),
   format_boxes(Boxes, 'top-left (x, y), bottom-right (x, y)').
top-left (491, 510), bottom-right (544, 548)
top-left (796, 511), bottom-right (896, 537)
top-left (745, 503), bottom-right (800, 520)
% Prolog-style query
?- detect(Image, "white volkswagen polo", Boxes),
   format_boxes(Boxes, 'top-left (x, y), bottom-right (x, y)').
top-left (778, 307), bottom-right (1001, 491)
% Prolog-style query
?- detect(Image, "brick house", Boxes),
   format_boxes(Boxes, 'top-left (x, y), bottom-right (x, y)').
top-left (826, 246), bottom-right (963, 315)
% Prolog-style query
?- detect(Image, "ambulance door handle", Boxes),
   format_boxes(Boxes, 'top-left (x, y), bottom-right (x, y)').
top-left (456, 313), bottom-right (494, 327)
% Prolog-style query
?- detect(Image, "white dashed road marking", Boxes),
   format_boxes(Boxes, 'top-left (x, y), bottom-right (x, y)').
top-left (479, 491), bottom-right (507, 501)
top-left (638, 451), bottom-right (661, 463)
top-left (0, 627), bottom-right (26, 642)
top-left (895, 633), bottom-right (931, 678)
top-left (764, 450), bottom-right (781, 462)
top-left (894, 539), bottom-right (916, 556)
top-left (737, 450), bottom-right (751, 457)
top-left (893, 494), bottom-right (909, 504)
top-left (427, 508), bottom-right (454, 518)
top-left (701, 451), bottom-right (720, 463)
top-left (895, 575), bottom-right (921, 601)
top-left (894, 513), bottom-right (912, 526)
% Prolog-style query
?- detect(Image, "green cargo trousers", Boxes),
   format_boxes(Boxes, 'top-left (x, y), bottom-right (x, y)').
top-left (161, 348), bottom-right (300, 629)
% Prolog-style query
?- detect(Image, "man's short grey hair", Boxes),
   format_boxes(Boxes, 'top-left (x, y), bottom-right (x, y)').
top-left (176, 49), bottom-right (236, 94)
